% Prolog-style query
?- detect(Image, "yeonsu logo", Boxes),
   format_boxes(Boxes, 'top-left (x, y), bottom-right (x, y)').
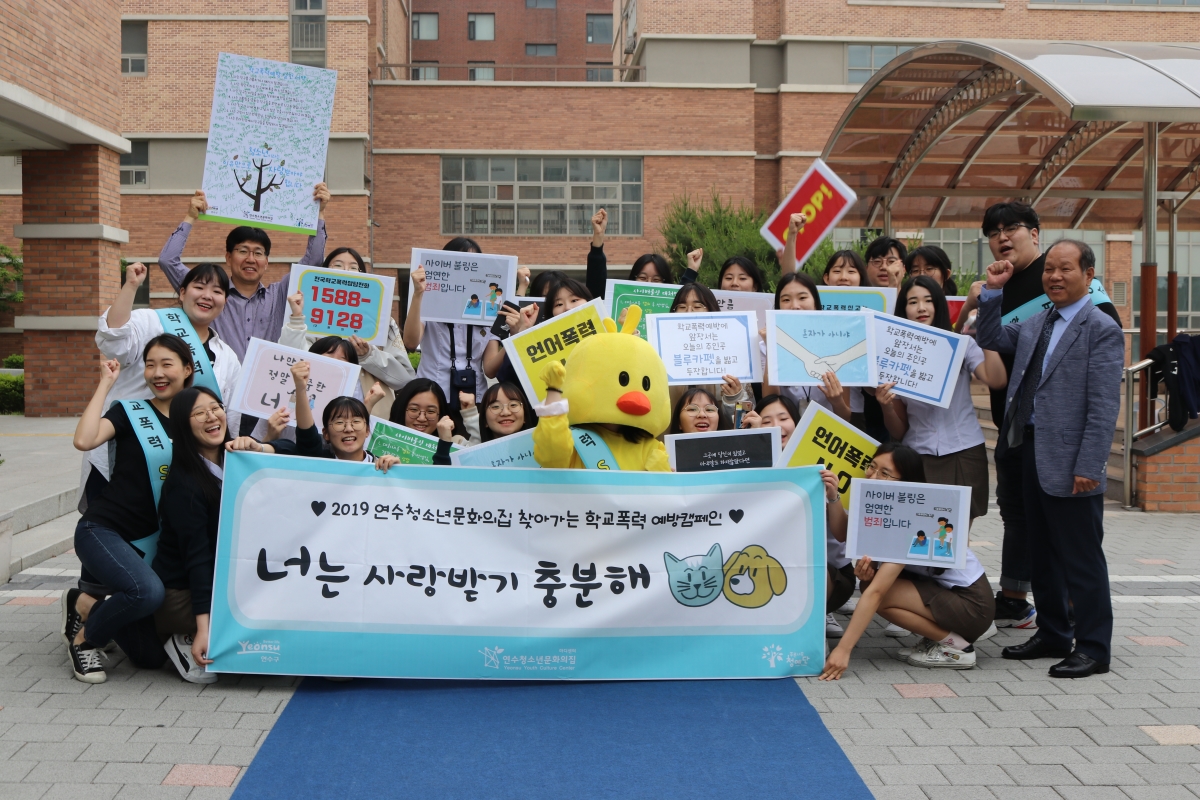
top-left (237, 639), bottom-right (281, 655)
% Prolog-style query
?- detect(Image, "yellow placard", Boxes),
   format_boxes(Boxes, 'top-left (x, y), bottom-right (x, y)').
top-left (502, 298), bottom-right (608, 402)
top-left (779, 403), bottom-right (879, 509)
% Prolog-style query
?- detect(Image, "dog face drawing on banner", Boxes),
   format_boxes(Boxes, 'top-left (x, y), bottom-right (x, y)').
top-left (723, 545), bottom-right (788, 608)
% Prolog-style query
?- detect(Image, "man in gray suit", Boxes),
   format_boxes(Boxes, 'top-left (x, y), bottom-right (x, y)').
top-left (976, 239), bottom-right (1124, 678)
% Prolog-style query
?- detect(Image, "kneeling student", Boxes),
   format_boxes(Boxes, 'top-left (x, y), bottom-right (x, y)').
top-left (820, 442), bottom-right (996, 679)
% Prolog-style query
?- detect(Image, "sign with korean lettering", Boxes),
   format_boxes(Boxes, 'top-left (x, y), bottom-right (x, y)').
top-left (847, 478), bottom-right (971, 570)
top-left (503, 297), bottom-right (607, 402)
top-left (410, 248), bottom-right (519, 326)
top-left (207, 453), bottom-right (827, 680)
top-left (226, 338), bottom-right (360, 432)
top-left (712, 289), bottom-right (775, 329)
top-left (765, 310), bottom-right (879, 387)
top-left (760, 159), bottom-right (858, 267)
top-left (817, 286), bottom-right (897, 315)
top-left (872, 314), bottom-right (967, 409)
top-left (450, 429), bottom-right (538, 469)
top-left (199, 53), bottom-right (336, 235)
top-left (777, 403), bottom-right (878, 511)
top-left (666, 428), bottom-right (780, 472)
top-left (366, 417), bottom-right (459, 464)
top-left (287, 264), bottom-right (395, 346)
top-left (646, 311), bottom-right (762, 386)
top-left (605, 279), bottom-right (680, 339)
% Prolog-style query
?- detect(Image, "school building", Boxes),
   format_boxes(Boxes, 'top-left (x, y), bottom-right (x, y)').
top-left (4, 0), bottom-right (1200, 423)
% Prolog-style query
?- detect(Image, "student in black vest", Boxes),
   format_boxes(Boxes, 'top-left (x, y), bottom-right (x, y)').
top-left (956, 203), bottom-right (1122, 630)
top-left (66, 335), bottom-right (195, 683)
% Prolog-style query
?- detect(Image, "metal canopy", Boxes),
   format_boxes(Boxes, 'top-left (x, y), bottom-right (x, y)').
top-left (821, 40), bottom-right (1200, 230)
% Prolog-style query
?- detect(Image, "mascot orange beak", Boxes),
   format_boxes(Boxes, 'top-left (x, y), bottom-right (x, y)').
top-left (616, 391), bottom-right (652, 416)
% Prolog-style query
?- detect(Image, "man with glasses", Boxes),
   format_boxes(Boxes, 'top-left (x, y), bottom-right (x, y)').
top-left (864, 237), bottom-right (908, 288)
top-left (960, 203), bottom-right (1122, 632)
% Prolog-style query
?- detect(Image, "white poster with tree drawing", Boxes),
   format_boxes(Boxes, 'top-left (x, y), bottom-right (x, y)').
top-left (199, 53), bottom-right (337, 235)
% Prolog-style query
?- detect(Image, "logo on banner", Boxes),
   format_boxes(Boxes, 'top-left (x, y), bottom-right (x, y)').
top-left (663, 542), bottom-right (787, 609)
top-left (237, 639), bottom-right (281, 656)
top-left (786, 651), bottom-right (811, 668)
top-left (762, 644), bottom-right (784, 667)
top-left (479, 646), bottom-right (504, 669)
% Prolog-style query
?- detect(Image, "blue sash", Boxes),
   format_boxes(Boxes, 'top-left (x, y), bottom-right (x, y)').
top-left (155, 308), bottom-right (221, 399)
top-left (1003, 279), bottom-right (1112, 325)
top-left (570, 426), bottom-right (621, 471)
top-left (116, 399), bottom-right (172, 564)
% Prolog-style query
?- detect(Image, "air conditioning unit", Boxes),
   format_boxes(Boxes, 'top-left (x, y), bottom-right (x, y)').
top-left (624, 33), bottom-right (637, 55)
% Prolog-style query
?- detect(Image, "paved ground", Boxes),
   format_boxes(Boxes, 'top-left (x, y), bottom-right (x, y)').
top-left (0, 416), bottom-right (81, 517)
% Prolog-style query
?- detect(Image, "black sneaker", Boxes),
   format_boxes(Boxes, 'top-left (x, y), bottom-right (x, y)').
top-left (60, 589), bottom-right (82, 648)
top-left (68, 641), bottom-right (107, 684)
top-left (994, 591), bottom-right (1038, 629)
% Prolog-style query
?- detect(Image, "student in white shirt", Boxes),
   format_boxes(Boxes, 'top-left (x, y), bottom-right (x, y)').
top-left (876, 276), bottom-right (1008, 521)
top-left (819, 442), bottom-right (997, 678)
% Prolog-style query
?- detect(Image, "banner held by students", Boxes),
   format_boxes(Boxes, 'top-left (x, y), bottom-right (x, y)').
top-left (410, 248), bottom-right (519, 326)
top-left (199, 53), bottom-right (336, 234)
top-left (503, 297), bottom-right (607, 402)
top-left (605, 280), bottom-right (679, 339)
top-left (450, 428), bottom-right (538, 469)
top-left (777, 403), bottom-right (879, 510)
top-left (847, 478), bottom-right (971, 570)
top-left (872, 314), bottom-right (968, 409)
top-left (207, 453), bottom-right (826, 680)
top-left (766, 310), bottom-right (879, 387)
top-left (227, 338), bottom-right (360, 432)
top-left (366, 416), bottom-right (458, 464)
top-left (817, 286), bottom-right (897, 315)
top-left (666, 428), bottom-right (780, 472)
top-left (760, 159), bottom-right (857, 266)
top-left (646, 311), bottom-right (762, 386)
top-left (287, 264), bottom-right (396, 346)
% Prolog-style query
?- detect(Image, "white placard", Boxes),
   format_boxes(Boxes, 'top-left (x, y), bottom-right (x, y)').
top-left (711, 289), bottom-right (775, 329)
top-left (847, 478), bottom-right (971, 570)
top-left (646, 311), bottom-right (763, 386)
top-left (287, 264), bottom-right (396, 346)
top-left (765, 310), bottom-right (879, 387)
top-left (199, 54), bottom-right (336, 234)
top-left (817, 286), bottom-right (897, 315)
top-left (227, 338), bottom-right (361, 432)
top-left (872, 313), bottom-right (968, 410)
top-left (409, 248), bottom-right (519, 326)
top-left (450, 428), bottom-right (539, 469)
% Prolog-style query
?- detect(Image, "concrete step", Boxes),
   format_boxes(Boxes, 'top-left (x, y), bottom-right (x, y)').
top-left (10, 511), bottom-right (78, 577)
top-left (11, 488), bottom-right (77, 535)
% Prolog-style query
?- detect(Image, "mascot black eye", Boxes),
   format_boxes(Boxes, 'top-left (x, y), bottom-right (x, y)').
top-left (642, 375), bottom-right (651, 391)
top-left (619, 371), bottom-right (630, 387)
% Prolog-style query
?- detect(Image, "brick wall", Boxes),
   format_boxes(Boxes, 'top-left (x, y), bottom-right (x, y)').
top-left (1136, 436), bottom-right (1200, 513)
top-left (641, 0), bottom-right (755, 35)
top-left (21, 148), bottom-right (121, 228)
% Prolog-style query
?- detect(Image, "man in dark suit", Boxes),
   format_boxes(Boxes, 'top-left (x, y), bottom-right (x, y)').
top-left (975, 239), bottom-right (1124, 678)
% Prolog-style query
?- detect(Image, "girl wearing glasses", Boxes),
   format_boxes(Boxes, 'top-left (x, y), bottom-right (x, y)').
top-left (391, 377), bottom-right (474, 445)
top-left (819, 442), bottom-right (996, 679)
top-left (903, 245), bottom-right (958, 296)
top-left (667, 387), bottom-right (733, 436)
top-left (65, 335), bottom-right (196, 684)
top-left (478, 382), bottom-right (535, 443)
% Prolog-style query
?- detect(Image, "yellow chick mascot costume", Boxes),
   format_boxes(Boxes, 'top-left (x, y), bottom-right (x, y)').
top-left (533, 306), bottom-right (671, 471)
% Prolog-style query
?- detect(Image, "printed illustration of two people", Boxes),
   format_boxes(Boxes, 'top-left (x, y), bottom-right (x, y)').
top-left (463, 283), bottom-right (503, 320)
top-left (908, 517), bottom-right (952, 560)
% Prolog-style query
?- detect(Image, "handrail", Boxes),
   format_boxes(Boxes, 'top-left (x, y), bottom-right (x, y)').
top-left (376, 63), bottom-right (646, 82)
top-left (1123, 358), bottom-right (1168, 508)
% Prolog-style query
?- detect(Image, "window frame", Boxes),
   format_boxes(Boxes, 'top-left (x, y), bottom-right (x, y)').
top-left (411, 62), bottom-right (440, 80)
top-left (467, 13), bottom-right (495, 41)
top-left (412, 13), bottom-right (439, 41)
top-left (846, 43), bottom-right (914, 85)
top-left (120, 21), bottom-right (148, 76)
top-left (586, 14), bottom-right (614, 45)
top-left (119, 140), bottom-right (150, 187)
top-left (525, 43), bottom-right (558, 57)
top-left (468, 62), bottom-right (495, 81)
top-left (290, 0), bottom-right (327, 68)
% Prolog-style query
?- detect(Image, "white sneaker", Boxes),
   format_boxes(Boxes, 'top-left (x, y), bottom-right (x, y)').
top-left (837, 597), bottom-right (858, 614)
top-left (906, 641), bottom-right (976, 669)
top-left (885, 622), bottom-right (909, 638)
top-left (164, 634), bottom-right (218, 684)
top-left (825, 613), bottom-right (844, 638)
top-left (896, 637), bottom-right (936, 660)
top-left (976, 621), bottom-right (999, 642)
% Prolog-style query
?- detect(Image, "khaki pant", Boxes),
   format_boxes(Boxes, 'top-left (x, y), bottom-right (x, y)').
top-left (153, 588), bottom-right (197, 643)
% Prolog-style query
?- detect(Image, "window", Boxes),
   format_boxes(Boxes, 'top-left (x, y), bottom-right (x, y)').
top-left (586, 14), bottom-right (613, 45)
top-left (291, 0), bottom-right (326, 68)
top-left (120, 141), bottom-right (149, 186)
top-left (411, 62), bottom-right (439, 80)
top-left (526, 44), bottom-right (557, 57)
top-left (121, 22), bottom-right (147, 75)
top-left (587, 63), bottom-right (614, 82)
top-left (441, 156), bottom-right (643, 236)
top-left (526, 0), bottom-right (556, 7)
top-left (412, 13), bottom-right (439, 40)
top-left (847, 44), bottom-right (912, 84)
top-left (469, 62), bottom-right (495, 81)
top-left (468, 13), bottom-right (495, 41)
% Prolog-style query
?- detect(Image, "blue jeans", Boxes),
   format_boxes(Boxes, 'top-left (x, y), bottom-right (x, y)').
top-left (74, 520), bottom-right (166, 668)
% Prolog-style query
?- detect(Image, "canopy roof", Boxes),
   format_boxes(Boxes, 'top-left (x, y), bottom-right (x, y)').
top-left (822, 40), bottom-right (1200, 231)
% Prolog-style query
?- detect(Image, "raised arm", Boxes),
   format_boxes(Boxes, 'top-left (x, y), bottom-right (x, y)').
top-left (973, 260), bottom-right (1022, 355)
top-left (290, 360), bottom-right (315, 432)
top-left (106, 261), bottom-right (148, 331)
top-left (586, 208), bottom-right (608, 300)
top-left (298, 183), bottom-right (331, 267)
top-left (402, 265), bottom-right (426, 351)
top-left (73, 360), bottom-right (121, 451)
top-left (158, 192), bottom-right (207, 291)
top-left (778, 213), bottom-right (806, 276)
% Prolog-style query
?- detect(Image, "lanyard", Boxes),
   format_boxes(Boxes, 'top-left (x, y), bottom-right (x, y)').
top-left (115, 399), bottom-right (172, 564)
top-left (155, 308), bottom-right (222, 399)
top-left (446, 323), bottom-right (474, 369)
top-left (570, 426), bottom-right (621, 470)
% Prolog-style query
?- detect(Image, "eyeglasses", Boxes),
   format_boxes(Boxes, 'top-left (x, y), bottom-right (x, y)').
top-left (867, 256), bottom-right (902, 269)
top-left (190, 403), bottom-right (225, 421)
top-left (329, 417), bottom-right (366, 431)
top-left (908, 264), bottom-right (938, 277)
top-left (986, 223), bottom-right (1029, 241)
top-left (683, 404), bottom-right (719, 415)
top-left (864, 462), bottom-right (900, 481)
top-left (233, 246), bottom-right (267, 259)
top-left (406, 406), bottom-right (439, 420)
top-left (487, 402), bottom-right (524, 413)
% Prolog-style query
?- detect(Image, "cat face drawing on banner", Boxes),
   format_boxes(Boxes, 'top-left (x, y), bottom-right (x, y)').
top-left (664, 544), bottom-right (724, 607)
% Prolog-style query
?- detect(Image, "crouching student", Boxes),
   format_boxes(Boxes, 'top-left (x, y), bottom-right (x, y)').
top-left (819, 442), bottom-right (996, 679)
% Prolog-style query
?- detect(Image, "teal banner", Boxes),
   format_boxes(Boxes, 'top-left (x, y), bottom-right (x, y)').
top-left (208, 453), bottom-right (826, 680)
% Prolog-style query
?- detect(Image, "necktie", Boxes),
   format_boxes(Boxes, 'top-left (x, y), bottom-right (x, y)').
top-left (1011, 309), bottom-right (1060, 434)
